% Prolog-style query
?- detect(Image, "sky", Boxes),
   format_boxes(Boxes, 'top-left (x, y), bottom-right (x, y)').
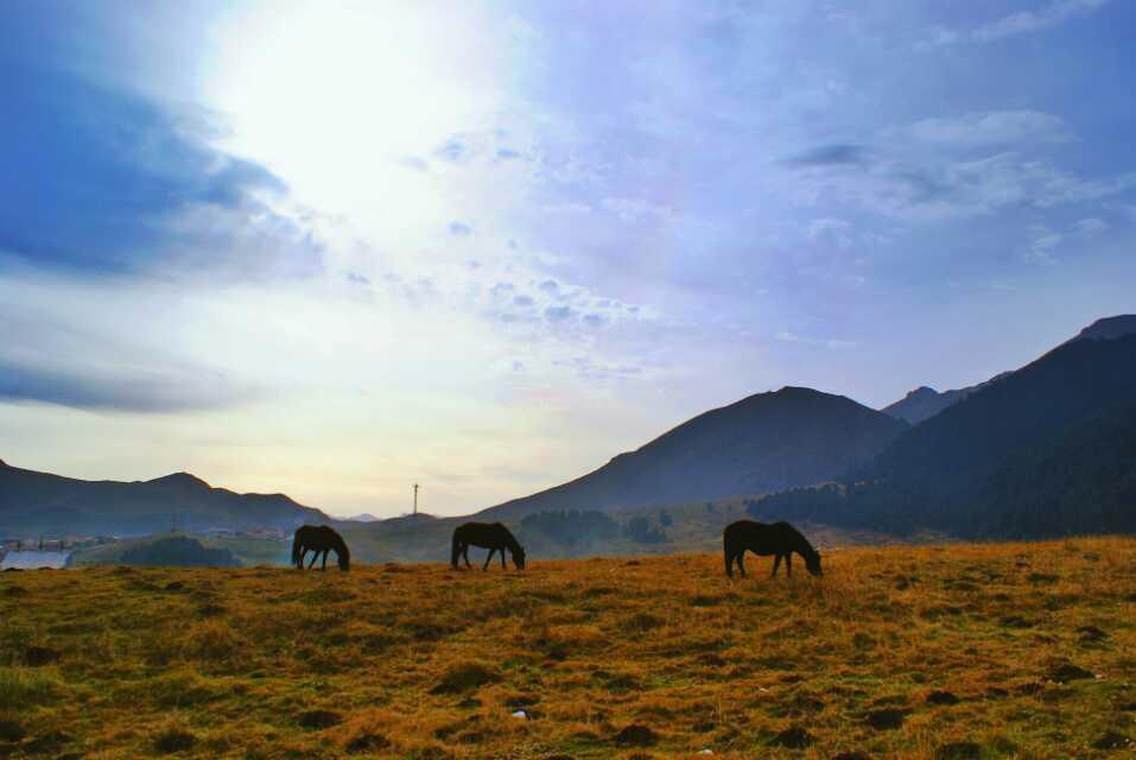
top-left (2, 0), bottom-right (1134, 517)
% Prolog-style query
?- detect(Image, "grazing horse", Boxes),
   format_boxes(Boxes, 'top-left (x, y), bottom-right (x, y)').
top-left (723, 520), bottom-right (821, 579)
top-left (292, 525), bottom-right (351, 571)
top-left (451, 522), bottom-right (526, 570)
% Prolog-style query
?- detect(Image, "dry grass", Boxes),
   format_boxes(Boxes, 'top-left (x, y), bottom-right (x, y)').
top-left (1, 537), bottom-right (1134, 758)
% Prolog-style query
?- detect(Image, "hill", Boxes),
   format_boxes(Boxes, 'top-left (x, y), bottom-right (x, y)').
top-left (0, 538), bottom-right (1131, 757)
top-left (481, 387), bottom-right (906, 520)
top-left (0, 463), bottom-right (329, 537)
top-left (66, 534), bottom-right (242, 568)
top-left (754, 328), bottom-right (1136, 538)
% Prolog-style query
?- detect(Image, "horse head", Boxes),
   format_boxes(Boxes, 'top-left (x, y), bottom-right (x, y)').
top-left (337, 542), bottom-right (351, 571)
top-left (805, 549), bottom-right (822, 577)
top-left (512, 545), bottom-right (526, 570)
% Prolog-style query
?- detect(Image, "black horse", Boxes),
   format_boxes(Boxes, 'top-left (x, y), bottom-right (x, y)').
top-left (723, 520), bottom-right (821, 578)
top-left (292, 525), bottom-right (351, 571)
top-left (451, 522), bottom-right (526, 570)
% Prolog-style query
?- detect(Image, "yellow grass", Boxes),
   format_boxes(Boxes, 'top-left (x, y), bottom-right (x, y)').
top-left (1, 538), bottom-right (1134, 758)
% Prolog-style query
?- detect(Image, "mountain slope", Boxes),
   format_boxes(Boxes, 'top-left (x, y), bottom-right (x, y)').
top-left (754, 326), bottom-right (1136, 538)
top-left (881, 372), bottom-right (1011, 425)
top-left (481, 386), bottom-right (907, 519)
top-left (0, 462), bottom-right (329, 536)
top-left (1063, 313), bottom-right (1136, 345)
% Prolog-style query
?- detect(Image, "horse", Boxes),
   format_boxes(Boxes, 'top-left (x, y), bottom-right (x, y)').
top-left (292, 525), bottom-right (351, 571)
top-left (451, 522), bottom-right (526, 571)
top-left (723, 520), bottom-right (821, 578)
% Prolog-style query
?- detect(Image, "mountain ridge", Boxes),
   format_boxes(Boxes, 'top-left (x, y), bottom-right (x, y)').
top-left (0, 462), bottom-right (329, 536)
top-left (478, 385), bottom-right (907, 520)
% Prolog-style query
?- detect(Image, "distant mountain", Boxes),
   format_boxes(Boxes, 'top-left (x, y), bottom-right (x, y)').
top-left (0, 462), bottom-right (329, 537)
top-left (882, 386), bottom-right (965, 425)
top-left (754, 324), bottom-right (1136, 538)
top-left (882, 373), bottom-right (1011, 425)
top-left (480, 386), bottom-right (907, 519)
top-left (345, 513), bottom-right (383, 522)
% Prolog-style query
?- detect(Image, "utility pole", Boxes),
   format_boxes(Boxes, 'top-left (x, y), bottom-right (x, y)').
top-left (412, 483), bottom-right (420, 516)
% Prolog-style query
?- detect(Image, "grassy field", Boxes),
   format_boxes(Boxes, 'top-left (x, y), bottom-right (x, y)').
top-left (1, 538), bottom-right (1134, 759)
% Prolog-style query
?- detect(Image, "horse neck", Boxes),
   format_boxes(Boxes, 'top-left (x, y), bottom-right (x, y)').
top-left (500, 530), bottom-right (519, 553)
top-left (789, 530), bottom-right (813, 558)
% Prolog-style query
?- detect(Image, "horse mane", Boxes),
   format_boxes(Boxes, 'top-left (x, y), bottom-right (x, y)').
top-left (496, 523), bottom-right (522, 554)
top-left (779, 522), bottom-right (819, 559)
top-left (331, 530), bottom-right (350, 560)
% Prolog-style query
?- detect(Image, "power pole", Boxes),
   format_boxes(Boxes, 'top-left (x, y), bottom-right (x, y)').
top-left (412, 483), bottom-right (420, 515)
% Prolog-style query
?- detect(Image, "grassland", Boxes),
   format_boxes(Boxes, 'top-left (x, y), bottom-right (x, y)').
top-left (1, 538), bottom-right (1134, 759)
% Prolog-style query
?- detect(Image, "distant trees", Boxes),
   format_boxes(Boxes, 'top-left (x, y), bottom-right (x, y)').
top-left (120, 536), bottom-right (241, 567)
top-left (520, 509), bottom-right (672, 548)
top-left (520, 510), bottom-right (619, 548)
top-left (624, 515), bottom-right (668, 545)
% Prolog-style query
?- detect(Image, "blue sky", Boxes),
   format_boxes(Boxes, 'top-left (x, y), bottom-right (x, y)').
top-left (1, 1), bottom-right (1134, 516)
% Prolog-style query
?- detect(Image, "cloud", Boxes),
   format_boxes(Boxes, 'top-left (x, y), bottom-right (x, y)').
top-left (925, 0), bottom-right (1111, 46)
top-left (544, 305), bottom-right (575, 322)
top-left (973, 0), bottom-right (1110, 41)
top-left (0, 282), bottom-right (257, 412)
top-left (1027, 227), bottom-right (1065, 263)
top-left (774, 331), bottom-right (856, 350)
top-left (0, 67), bottom-right (320, 275)
top-left (894, 111), bottom-right (1071, 149)
top-left (784, 144), bottom-right (870, 168)
top-left (435, 137), bottom-right (469, 162)
top-left (0, 360), bottom-right (254, 413)
top-left (785, 136), bottom-right (1136, 222)
top-left (448, 221), bottom-right (473, 236)
top-left (806, 218), bottom-right (854, 248)
top-left (1074, 217), bottom-right (1108, 235)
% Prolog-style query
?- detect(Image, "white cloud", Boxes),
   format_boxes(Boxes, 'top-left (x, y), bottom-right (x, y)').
top-left (924, 0), bottom-right (1111, 46)
top-left (894, 111), bottom-right (1070, 149)
top-left (974, 0), bottom-right (1110, 42)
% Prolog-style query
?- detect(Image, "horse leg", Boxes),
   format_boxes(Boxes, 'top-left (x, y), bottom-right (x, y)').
top-left (464, 545), bottom-right (472, 568)
top-left (501, 549), bottom-right (507, 570)
top-left (308, 551), bottom-right (319, 569)
top-left (296, 547), bottom-right (306, 568)
top-left (737, 550), bottom-right (746, 577)
top-left (724, 547), bottom-right (733, 578)
top-left (483, 548), bottom-right (495, 570)
top-left (786, 553), bottom-right (792, 577)
top-left (771, 554), bottom-right (781, 577)
top-left (321, 549), bottom-right (329, 570)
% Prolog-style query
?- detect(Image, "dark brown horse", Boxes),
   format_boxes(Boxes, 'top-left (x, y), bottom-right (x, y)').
top-left (723, 520), bottom-right (821, 578)
top-left (451, 522), bottom-right (526, 570)
top-left (292, 525), bottom-right (350, 571)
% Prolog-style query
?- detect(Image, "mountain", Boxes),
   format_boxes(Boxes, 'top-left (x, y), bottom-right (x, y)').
top-left (754, 324), bottom-right (1136, 538)
top-left (0, 462), bottom-right (329, 537)
top-left (1064, 313), bottom-right (1136, 344)
top-left (480, 386), bottom-right (907, 519)
top-left (882, 372), bottom-right (1011, 425)
top-left (882, 386), bottom-right (965, 425)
